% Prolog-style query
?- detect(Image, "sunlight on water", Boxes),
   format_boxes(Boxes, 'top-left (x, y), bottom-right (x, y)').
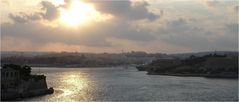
top-left (63, 74), bottom-right (85, 90)
top-left (54, 71), bottom-right (91, 101)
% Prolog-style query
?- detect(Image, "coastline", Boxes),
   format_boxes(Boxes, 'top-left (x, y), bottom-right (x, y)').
top-left (147, 72), bottom-right (238, 79)
top-left (27, 64), bottom-right (122, 68)
top-left (138, 55), bottom-right (238, 79)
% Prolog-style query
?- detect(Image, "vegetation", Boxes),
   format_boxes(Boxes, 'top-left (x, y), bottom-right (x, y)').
top-left (2, 64), bottom-right (48, 81)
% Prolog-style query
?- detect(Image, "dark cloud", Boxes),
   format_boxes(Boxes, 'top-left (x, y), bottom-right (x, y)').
top-left (8, 1), bottom-right (58, 23)
top-left (9, 12), bottom-right (42, 23)
top-left (8, 13), bottom-right (28, 23)
top-left (85, 0), bottom-right (159, 21)
top-left (40, 1), bottom-right (59, 21)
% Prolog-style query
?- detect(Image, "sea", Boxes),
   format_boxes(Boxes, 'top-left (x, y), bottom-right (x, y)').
top-left (23, 67), bottom-right (238, 101)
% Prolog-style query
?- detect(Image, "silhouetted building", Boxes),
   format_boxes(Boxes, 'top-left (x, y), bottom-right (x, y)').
top-left (1, 67), bottom-right (20, 89)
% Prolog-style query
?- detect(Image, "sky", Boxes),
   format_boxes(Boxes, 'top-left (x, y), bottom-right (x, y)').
top-left (1, 0), bottom-right (238, 53)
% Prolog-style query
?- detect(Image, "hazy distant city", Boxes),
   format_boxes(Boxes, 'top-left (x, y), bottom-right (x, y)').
top-left (1, 51), bottom-right (237, 67)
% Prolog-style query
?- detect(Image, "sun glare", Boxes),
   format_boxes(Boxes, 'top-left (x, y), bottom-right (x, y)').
top-left (60, 0), bottom-right (112, 26)
top-left (60, 0), bottom-right (93, 26)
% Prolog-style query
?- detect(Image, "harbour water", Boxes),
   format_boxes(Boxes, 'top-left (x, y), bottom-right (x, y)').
top-left (24, 67), bottom-right (238, 101)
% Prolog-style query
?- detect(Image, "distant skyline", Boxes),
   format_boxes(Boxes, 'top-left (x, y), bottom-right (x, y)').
top-left (1, 0), bottom-right (238, 53)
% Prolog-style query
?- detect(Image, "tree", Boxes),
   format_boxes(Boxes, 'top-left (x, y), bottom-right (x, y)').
top-left (21, 65), bottom-right (31, 76)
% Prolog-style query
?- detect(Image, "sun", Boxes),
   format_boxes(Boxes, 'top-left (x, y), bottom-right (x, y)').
top-left (59, 0), bottom-right (98, 26)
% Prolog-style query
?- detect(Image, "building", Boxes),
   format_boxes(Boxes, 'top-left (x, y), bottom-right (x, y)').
top-left (1, 67), bottom-right (20, 89)
top-left (1, 64), bottom-right (54, 100)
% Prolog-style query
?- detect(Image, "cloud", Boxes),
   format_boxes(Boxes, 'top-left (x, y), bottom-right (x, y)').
top-left (4, 0), bottom-right (158, 47)
top-left (85, 0), bottom-right (159, 21)
top-left (2, 0), bottom-right (238, 53)
top-left (8, 0), bottom-right (159, 23)
top-left (1, 22), bottom-right (111, 47)
top-left (157, 18), bottom-right (238, 51)
top-left (157, 18), bottom-right (191, 35)
top-left (40, 1), bottom-right (59, 21)
top-left (2, 16), bottom-right (157, 48)
top-left (9, 12), bottom-right (42, 23)
top-left (8, 13), bottom-right (28, 23)
top-left (8, 1), bottom-right (58, 23)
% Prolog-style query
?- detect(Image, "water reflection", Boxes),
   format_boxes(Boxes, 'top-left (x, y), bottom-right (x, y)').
top-left (53, 71), bottom-right (90, 101)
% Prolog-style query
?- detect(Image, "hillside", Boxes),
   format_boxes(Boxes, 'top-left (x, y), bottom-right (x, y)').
top-left (141, 54), bottom-right (238, 78)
